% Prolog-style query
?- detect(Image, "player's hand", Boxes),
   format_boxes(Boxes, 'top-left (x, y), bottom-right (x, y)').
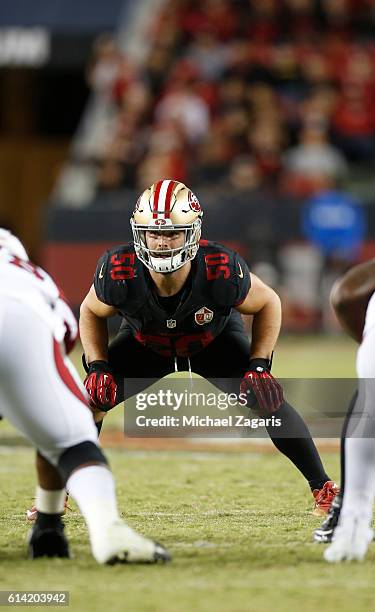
top-left (240, 358), bottom-right (284, 413)
top-left (84, 361), bottom-right (117, 411)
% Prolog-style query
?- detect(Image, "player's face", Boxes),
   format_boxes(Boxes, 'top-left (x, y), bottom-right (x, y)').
top-left (145, 230), bottom-right (185, 257)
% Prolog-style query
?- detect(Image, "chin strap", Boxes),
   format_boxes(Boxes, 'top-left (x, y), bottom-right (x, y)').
top-left (150, 252), bottom-right (184, 273)
top-left (174, 356), bottom-right (193, 390)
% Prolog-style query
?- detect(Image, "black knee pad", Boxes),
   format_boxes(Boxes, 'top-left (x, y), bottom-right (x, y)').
top-left (58, 441), bottom-right (108, 483)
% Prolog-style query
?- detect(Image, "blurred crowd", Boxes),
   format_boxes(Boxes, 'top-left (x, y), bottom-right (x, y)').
top-left (55, 0), bottom-right (374, 331)
top-left (81, 0), bottom-right (374, 199)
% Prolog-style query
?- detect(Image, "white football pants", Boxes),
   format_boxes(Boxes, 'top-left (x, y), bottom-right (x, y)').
top-left (340, 305), bottom-right (375, 521)
top-left (0, 298), bottom-right (98, 466)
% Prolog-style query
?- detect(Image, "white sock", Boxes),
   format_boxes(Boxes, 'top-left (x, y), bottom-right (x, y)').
top-left (35, 486), bottom-right (66, 514)
top-left (66, 465), bottom-right (120, 544)
top-left (341, 436), bottom-right (375, 523)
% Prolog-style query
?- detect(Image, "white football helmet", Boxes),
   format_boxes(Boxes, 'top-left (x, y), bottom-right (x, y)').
top-left (0, 228), bottom-right (28, 261)
top-left (130, 179), bottom-right (203, 273)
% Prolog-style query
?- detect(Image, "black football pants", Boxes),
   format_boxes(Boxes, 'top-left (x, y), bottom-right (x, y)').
top-left (105, 311), bottom-right (330, 489)
top-left (107, 311), bottom-right (249, 402)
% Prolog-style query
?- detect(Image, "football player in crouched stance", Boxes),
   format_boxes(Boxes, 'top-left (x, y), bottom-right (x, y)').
top-left (0, 229), bottom-right (170, 564)
top-left (316, 260), bottom-right (375, 562)
top-left (80, 179), bottom-right (338, 512)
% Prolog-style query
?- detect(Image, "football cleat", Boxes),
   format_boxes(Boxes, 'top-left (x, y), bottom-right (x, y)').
top-left (324, 516), bottom-right (373, 562)
top-left (91, 520), bottom-right (171, 565)
top-left (312, 481), bottom-right (340, 517)
top-left (26, 496), bottom-right (72, 522)
top-left (313, 494), bottom-right (342, 543)
top-left (28, 521), bottom-right (70, 559)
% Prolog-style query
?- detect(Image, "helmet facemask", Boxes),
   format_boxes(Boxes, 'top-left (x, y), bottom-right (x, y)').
top-left (131, 219), bottom-right (201, 273)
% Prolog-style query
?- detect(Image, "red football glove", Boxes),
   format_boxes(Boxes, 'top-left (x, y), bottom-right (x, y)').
top-left (84, 361), bottom-right (117, 411)
top-left (240, 358), bottom-right (284, 414)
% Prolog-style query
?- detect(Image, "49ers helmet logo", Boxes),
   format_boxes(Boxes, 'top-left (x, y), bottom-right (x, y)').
top-left (188, 191), bottom-right (201, 212)
top-left (154, 219), bottom-right (167, 225)
top-left (134, 195), bottom-right (142, 212)
top-left (195, 306), bottom-right (213, 325)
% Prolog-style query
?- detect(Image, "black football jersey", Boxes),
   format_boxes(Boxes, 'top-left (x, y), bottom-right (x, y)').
top-left (93, 240), bottom-right (251, 358)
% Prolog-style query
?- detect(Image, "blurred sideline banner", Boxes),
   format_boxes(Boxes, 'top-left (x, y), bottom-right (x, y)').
top-left (0, 0), bottom-right (130, 67)
top-left (0, 0), bottom-right (126, 31)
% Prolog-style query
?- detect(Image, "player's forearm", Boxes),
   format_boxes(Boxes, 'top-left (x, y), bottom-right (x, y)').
top-left (79, 304), bottom-right (109, 363)
top-left (249, 294), bottom-right (281, 360)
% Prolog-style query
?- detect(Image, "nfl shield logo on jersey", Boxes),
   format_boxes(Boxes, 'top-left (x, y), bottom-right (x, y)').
top-left (166, 319), bottom-right (177, 329)
top-left (194, 307), bottom-right (214, 326)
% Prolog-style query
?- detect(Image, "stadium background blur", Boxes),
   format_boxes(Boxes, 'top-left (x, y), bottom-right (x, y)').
top-left (0, 0), bottom-right (372, 371)
top-left (1, 4), bottom-right (374, 608)
top-left (0, 0), bottom-right (374, 336)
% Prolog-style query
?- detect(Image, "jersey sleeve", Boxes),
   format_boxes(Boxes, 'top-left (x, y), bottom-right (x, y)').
top-left (233, 252), bottom-right (251, 306)
top-left (93, 250), bottom-right (128, 307)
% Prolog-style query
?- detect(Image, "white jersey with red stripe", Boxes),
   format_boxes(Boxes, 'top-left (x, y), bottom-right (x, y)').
top-left (0, 249), bottom-right (73, 346)
top-left (363, 291), bottom-right (375, 338)
top-left (0, 295), bottom-right (97, 465)
top-left (0, 247), bottom-right (95, 463)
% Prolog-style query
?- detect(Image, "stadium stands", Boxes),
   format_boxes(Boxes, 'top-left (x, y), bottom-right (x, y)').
top-left (49, 0), bottom-right (375, 330)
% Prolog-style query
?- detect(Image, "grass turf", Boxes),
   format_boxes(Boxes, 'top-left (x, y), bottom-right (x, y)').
top-left (0, 447), bottom-right (373, 612)
top-left (0, 335), bottom-right (365, 612)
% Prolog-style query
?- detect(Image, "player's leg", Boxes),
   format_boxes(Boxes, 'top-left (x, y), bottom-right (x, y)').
top-left (0, 300), bottom-right (170, 563)
top-left (109, 324), bottom-right (174, 400)
top-left (0, 306), bottom-right (80, 557)
top-left (27, 453), bottom-right (70, 558)
top-left (28, 361), bottom-right (88, 520)
top-left (192, 311), bottom-right (334, 507)
top-left (325, 329), bottom-right (375, 562)
top-left (313, 390), bottom-right (358, 543)
top-left (26, 451), bottom-right (69, 521)
top-left (89, 324), bottom-right (175, 435)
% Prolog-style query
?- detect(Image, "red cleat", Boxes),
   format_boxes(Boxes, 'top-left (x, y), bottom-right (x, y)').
top-left (26, 496), bottom-right (71, 521)
top-left (312, 481), bottom-right (340, 517)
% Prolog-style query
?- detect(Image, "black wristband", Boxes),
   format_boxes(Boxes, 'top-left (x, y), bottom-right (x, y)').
top-left (248, 358), bottom-right (271, 373)
top-left (88, 360), bottom-right (112, 375)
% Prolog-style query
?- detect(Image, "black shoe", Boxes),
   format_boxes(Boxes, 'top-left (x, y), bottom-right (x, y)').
top-left (28, 519), bottom-right (70, 559)
top-left (313, 494), bottom-right (342, 543)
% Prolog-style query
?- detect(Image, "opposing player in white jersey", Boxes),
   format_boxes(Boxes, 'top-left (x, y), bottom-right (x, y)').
top-left (0, 229), bottom-right (170, 564)
top-left (321, 260), bottom-right (375, 562)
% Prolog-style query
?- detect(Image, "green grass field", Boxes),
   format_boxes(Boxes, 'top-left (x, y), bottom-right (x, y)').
top-left (0, 335), bottom-right (367, 612)
top-left (273, 334), bottom-right (356, 378)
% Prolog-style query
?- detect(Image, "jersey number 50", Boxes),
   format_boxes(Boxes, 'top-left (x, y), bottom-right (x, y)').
top-left (110, 253), bottom-right (135, 280)
top-left (205, 253), bottom-right (230, 280)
